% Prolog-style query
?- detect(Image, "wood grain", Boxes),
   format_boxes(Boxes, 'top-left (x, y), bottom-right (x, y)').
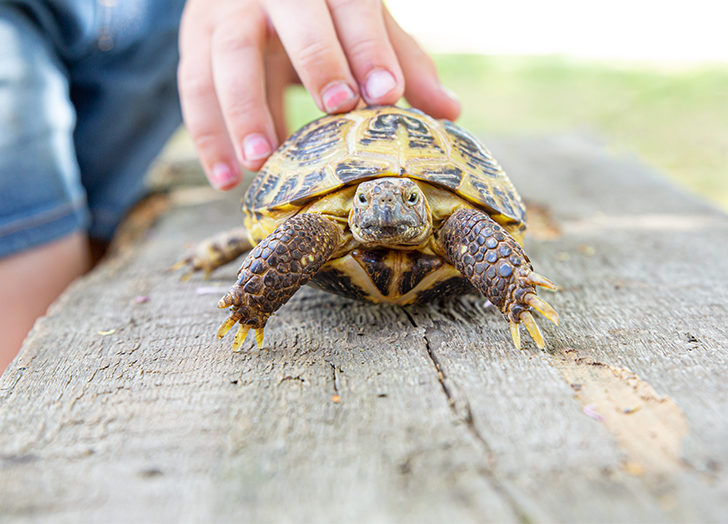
top-left (1, 135), bottom-right (727, 523)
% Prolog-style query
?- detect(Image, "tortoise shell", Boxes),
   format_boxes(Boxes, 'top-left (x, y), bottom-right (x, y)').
top-left (242, 106), bottom-right (526, 241)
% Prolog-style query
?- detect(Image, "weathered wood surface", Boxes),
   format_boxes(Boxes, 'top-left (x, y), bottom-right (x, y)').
top-left (1, 135), bottom-right (727, 523)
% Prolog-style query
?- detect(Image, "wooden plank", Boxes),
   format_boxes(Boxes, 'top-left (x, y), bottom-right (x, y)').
top-left (1, 135), bottom-right (727, 523)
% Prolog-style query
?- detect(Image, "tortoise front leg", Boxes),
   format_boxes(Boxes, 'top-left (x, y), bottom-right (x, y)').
top-left (217, 213), bottom-right (342, 350)
top-left (171, 227), bottom-right (253, 279)
top-left (440, 209), bottom-right (559, 349)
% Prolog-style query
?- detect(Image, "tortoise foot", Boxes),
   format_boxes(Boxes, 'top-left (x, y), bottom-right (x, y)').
top-left (441, 209), bottom-right (560, 349)
top-left (215, 213), bottom-right (341, 350)
top-left (171, 227), bottom-right (252, 280)
top-left (504, 268), bottom-right (559, 349)
top-left (215, 282), bottom-right (272, 350)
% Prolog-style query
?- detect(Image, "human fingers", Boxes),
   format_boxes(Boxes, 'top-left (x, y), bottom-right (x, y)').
top-left (210, 4), bottom-right (279, 172)
top-left (265, 0), bottom-right (359, 114)
top-left (327, 0), bottom-right (404, 105)
top-left (178, 1), bottom-right (242, 190)
top-left (383, 8), bottom-right (461, 121)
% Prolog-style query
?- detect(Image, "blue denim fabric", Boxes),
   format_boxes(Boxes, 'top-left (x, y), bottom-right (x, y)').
top-left (0, 0), bottom-right (185, 257)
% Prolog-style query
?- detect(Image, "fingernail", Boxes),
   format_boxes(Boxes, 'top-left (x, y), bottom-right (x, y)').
top-left (321, 82), bottom-right (356, 113)
top-left (210, 163), bottom-right (238, 190)
top-left (242, 134), bottom-right (273, 162)
top-left (365, 70), bottom-right (397, 101)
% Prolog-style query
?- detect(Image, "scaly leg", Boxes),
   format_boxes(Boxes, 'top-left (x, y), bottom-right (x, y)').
top-left (171, 227), bottom-right (252, 279)
top-left (217, 213), bottom-right (342, 350)
top-left (440, 209), bottom-right (559, 349)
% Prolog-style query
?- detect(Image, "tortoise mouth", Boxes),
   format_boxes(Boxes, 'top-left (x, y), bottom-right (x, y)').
top-left (353, 224), bottom-right (429, 246)
top-left (364, 225), bottom-right (407, 237)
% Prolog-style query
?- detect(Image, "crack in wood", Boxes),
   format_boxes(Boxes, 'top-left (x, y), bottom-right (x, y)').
top-left (279, 375), bottom-right (305, 385)
top-left (402, 308), bottom-right (532, 524)
top-left (328, 361), bottom-right (340, 395)
top-left (402, 310), bottom-right (450, 398)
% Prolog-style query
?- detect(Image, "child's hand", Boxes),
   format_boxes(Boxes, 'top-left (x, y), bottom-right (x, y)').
top-left (178, 0), bottom-right (460, 190)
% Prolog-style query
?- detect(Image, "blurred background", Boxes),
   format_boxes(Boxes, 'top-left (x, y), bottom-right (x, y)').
top-left (165, 0), bottom-right (728, 211)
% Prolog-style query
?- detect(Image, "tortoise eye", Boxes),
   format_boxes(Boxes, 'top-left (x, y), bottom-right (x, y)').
top-left (407, 191), bottom-right (419, 204)
top-left (358, 193), bottom-right (367, 204)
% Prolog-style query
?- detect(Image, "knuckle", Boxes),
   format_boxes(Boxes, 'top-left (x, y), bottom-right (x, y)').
top-left (211, 26), bottom-right (259, 55)
top-left (346, 35), bottom-right (386, 63)
top-left (224, 97), bottom-right (262, 126)
top-left (178, 64), bottom-right (212, 99)
top-left (295, 38), bottom-right (337, 71)
top-left (188, 127), bottom-right (222, 154)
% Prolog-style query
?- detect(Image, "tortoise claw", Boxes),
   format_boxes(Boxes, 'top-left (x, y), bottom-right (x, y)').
top-left (254, 328), bottom-right (265, 348)
top-left (526, 272), bottom-right (558, 291)
top-left (217, 317), bottom-right (237, 340)
top-left (509, 322), bottom-right (522, 350)
top-left (524, 293), bottom-right (560, 326)
top-left (217, 321), bottom-right (264, 351)
top-left (231, 325), bottom-right (251, 352)
top-left (520, 311), bottom-right (545, 349)
top-left (169, 259), bottom-right (195, 281)
top-left (168, 260), bottom-right (188, 273)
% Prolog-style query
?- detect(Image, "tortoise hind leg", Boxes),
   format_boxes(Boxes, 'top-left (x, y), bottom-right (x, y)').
top-left (217, 213), bottom-right (342, 350)
top-left (171, 226), bottom-right (253, 280)
top-left (439, 209), bottom-right (559, 349)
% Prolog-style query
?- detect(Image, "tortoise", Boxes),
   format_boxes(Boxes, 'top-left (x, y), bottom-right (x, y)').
top-left (174, 106), bottom-right (559, 350)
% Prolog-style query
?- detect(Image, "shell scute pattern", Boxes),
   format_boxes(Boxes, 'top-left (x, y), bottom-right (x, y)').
top-left (243, 165), bottom-right (280, 211)
top-left (442, 120), bottom-right (502, 177)
top-left (243, 106), bottom-right (526, 227)
top-left (420, 166), bottom-right (464, 188)
top-left (268, 175), bottom-right (298, 207)
top-left (335, 159), bottom-right (385, 183)
top-left (398, 252), bottom-right (444, 295)
top-left (492, 186), bottom-right (515, 219)
top-left (469, 177), bottom-right (500, 211)
top-left (359, 110), bottom-right (443, 153)
top-left (308, 266), bottom-right (370, 301)
top-left (281, 117), bottom-right (351, 166)
top-left (288, 168), bottom-right (329, 205)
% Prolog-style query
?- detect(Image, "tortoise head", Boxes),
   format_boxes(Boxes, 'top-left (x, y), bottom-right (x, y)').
top-left (349, 177), bottom-right (432, 246)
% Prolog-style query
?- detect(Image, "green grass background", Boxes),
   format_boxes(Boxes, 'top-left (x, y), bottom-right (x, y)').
top-left (286, 54), bottom-right (728, 212)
